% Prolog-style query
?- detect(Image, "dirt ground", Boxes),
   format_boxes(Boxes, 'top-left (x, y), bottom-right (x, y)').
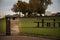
top-left (0, 33), bottom-right (60, 40)
top-left (0, 36), bottom-right (54, 40)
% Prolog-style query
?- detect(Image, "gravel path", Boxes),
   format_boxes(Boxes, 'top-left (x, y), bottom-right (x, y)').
top-left (0, 36), bottom-right (54, 40)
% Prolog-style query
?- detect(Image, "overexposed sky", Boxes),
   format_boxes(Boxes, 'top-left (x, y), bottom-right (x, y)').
top-left (23, 0), bottom-right (29, 3)
top-left (0, 0), bottom-right (60, 17)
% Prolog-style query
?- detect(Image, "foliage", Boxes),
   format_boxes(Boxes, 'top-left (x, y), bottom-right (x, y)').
top-left (12, 0), bottom-right (52, 17)
top-left (12, 1), bottom-right (28, 17)
top-left (29, 0), bottom-right (52, 16)
top-left (11, 4), bottom-right (18, 12)
top-left (17, 1), bottom-right (28, 13)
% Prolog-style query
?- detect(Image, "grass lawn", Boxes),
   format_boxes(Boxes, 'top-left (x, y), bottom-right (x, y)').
top-left (0, 18), bottom-right (6, 33)
top-left (0, 17), bottom-right (60, 37)
top-left (19, 17), bottom-right (60, 37)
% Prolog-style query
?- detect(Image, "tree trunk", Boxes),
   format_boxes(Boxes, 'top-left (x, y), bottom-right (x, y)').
top-left (24, 13), bottom-right (26, 17)
top-left (28, 12), bottom-right (32, 17)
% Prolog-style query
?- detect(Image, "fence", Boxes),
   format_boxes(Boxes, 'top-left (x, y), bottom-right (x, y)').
top-left (34, 19), bottom-right (60, 28)
top-left (34, 16), bottom-right (60, 27)
top-left (5, 16), bottom-right (60, 35)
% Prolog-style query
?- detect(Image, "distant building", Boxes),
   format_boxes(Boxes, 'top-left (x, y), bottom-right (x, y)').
top-left (51, 13), bottom-right (56, 16)
top-left (56, 12), bottom-right (60, 16)
top-left (45, 11), bottom-right (52, 16)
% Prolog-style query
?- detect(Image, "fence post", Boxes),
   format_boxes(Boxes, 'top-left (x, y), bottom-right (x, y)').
top-left (6, 16), bottom-right (11, 36)
top-left (47, 23), bottom-right (50, 27)
top-left (49, 23), bottom-right (50, 27)
top-left (37, 22), bottom-right (39, 28)
top-left (42, 19), bottom-right (44, 27)
top-left (59, 22), bottom-right (60, 27)
top-left (53, 19), bottom-right (55, 28)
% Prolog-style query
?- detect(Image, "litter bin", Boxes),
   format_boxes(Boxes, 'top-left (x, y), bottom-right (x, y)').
top-left (6, 16), bottom-right (19, 36)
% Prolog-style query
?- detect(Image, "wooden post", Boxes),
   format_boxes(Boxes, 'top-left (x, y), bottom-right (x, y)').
top-left (53, 19), bottom-right (55, 28)
top-left (47, 23), bottom-right (49, 27)
top-left (42, 19), bottom-right (44, 27)
top-left (37, 22), bottom-right (39, 28)
top-left (34, 22), bottom-right (40, 28)
top-left (47, 23), bottom-right (50, 27)
top-left (59, 22), bottom-right (60, 27)
top-left (6, 17), bottom-right (11, 36)
top-left (49, 23), bottom-right (50, 27)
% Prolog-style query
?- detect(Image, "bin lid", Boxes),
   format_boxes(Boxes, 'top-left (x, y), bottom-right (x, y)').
top-left (5, 15), bottom-right (19, 18)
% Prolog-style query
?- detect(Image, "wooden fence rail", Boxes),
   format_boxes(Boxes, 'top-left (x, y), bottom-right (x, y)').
top-left (34, 19), bottom-right (60, 28)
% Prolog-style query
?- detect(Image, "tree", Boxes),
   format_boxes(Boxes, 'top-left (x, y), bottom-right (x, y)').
top-left (20, 2), bottom-right (28, 17)
top-left (29, 0), bottom-right (52, 16)
top-left (12, 0), bottom-right (52, 17)
top-left (12, 1), bottom-right (28, 17)
top-left (11, 4), bottom-right (18, 13)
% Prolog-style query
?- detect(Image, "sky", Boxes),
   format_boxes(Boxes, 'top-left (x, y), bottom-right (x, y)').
top-left (0, 0), bottom-right (60, 18)
top-left (46, 0), bottom-right (60, 13)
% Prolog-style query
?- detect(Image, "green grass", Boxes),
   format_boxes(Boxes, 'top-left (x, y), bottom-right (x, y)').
top-left (0, 17), bottom-right (60, 37)
top-left (20, 27), bottom-right (60, 37)
top-left (19, 18), bottom-right (60, 37)
top-left (0, 18), bottom-right (6, 33)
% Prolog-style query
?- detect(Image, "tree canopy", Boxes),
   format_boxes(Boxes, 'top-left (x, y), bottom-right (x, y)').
top-left (12, 1), bottom-right (28, 17)
top-left (29, 0), bottom-right (52, 16)
top-left (11, 0), bottom-right (52, 17)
